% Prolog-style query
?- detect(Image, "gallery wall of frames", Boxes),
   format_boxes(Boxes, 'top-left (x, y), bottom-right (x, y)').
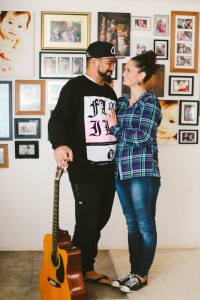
top-left (0, 9), bottom-right (200, 168)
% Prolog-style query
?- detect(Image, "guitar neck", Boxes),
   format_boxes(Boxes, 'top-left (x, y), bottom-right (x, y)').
top-left (52, 168), bottom-right (63, 253)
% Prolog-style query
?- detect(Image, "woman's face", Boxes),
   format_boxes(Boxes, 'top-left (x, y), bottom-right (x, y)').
top-left (158, 104), bottom-right (178, 139)
top-left (122, 60), bottom-right (141, 87)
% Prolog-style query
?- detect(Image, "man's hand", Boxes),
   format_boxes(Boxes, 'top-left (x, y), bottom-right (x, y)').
top-left (54, 146), bottom-right (73, 169)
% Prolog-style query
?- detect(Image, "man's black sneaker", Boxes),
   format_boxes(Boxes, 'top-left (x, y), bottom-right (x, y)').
top-left (111, 273), bottom-right (132, 288)
top-left (120, 276), bottom-right (147, 292)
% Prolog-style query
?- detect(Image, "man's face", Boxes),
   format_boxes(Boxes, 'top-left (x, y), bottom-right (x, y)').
top-left (97, 57), bottom-right (116, 82)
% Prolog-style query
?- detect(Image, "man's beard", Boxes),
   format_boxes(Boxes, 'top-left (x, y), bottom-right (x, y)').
top-left (98, 69), bottom-right (113, 83)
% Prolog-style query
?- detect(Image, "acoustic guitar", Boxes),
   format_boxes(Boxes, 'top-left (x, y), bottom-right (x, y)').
top-left (39, 167), bottom-right (86, 300)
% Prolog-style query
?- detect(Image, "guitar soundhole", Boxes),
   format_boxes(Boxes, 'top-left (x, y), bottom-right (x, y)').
top-left (51, 252), bottom-right (64, 283)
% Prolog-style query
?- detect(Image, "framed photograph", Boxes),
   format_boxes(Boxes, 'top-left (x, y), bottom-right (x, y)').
top-left (154, 40), bottom-right (168, 60)
top-left (15, 141), bottom-right (39, 159)
top-left (41, 11), bottom-right (90, 50)
top-left (153, 14), bottom-right (169, 36)
top-left (39, 51), bottom-right (86, 79)
top-left (158, 100), bottom-right (179, 145)
top-left (0, 11), bottom-right (34, 77)
top-left (179, 100), bottom-right (199, 125)
top-left (179, 129), bottom-right (198, 144)
top-left (15, 80), bottom-right (45, 115)
top-left (0, 144), bottom-right (9, 168)
top-left (14, 118), bottom-right (41, 139)
top-left (98, 12), bottom-right (131, 56)
top-left (0, 81), bottom-right (13, 140)
top-left (132, 37), bottom-right (152, 57)
top-left (47, 80), bottom-right (66, 104)
top-left (170, 11), bottom-right (199, 73)
top-left (169, 76), bottom-right (194, 96)
top-left (121, 64), bottom-right (164, 97)
top-left (132, 16), bottom-right (151, 30)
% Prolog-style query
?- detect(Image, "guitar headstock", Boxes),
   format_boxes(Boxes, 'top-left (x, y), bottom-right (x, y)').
top-left (55, 167), bottom-right (64, 180)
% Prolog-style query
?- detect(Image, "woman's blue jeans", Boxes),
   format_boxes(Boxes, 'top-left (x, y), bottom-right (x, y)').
top-left (115, 177), bottom-right (161, 278)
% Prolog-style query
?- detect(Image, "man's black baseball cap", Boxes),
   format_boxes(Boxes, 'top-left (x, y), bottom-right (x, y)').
top-left (86, 41), bottom-right (123, 58)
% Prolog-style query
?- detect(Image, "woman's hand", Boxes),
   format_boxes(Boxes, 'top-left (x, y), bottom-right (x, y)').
top-left (107, 108), bottom-right (118, 128)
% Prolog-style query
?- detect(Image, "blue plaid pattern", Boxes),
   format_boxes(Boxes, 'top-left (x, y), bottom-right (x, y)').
top-left (109, 91), bottom-right (162, 180)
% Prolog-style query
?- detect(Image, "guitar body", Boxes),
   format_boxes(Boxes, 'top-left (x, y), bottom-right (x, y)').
top-left (39, 168), bottom-right (86, 300)
top-left (39, 233), bottom-right (71, 300)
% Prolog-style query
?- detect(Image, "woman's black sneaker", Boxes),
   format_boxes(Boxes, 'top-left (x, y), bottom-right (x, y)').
top-left (120, 276), bottom-right (147, 292)
top-left (111, 273), bottom-right (132, 288)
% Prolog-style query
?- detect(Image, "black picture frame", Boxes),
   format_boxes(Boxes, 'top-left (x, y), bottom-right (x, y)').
top-left (179, 100), bottom-right (199, 125)
top-left (39, 51), bottom-right (86, 79)
top-left (0, 81), bottom-right (13, 141)
top-left (15, 141), bottom-right (39, 159)
top-left (179, 129), bottom-right (198, 144)
top-left (154, 39), bottom-right (168, 60)
top-left (169, 76), bottom-right (194, 96)
top-left (14, 118), bottom-right (41, 139)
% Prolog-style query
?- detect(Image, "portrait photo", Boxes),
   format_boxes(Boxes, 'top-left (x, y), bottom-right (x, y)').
top-left (154, 40), bottom-right (168, 59)
top-left (153, 14), bottom-right (169, 36)
top-left (132, 37), bottom-right (152, 57)
top-left (132, 16), bottom-right (151, 30)
top-left (157, 100), bottom-right (178, 145)
top-left (169, 76), bottom-right (194, 96)
top-left (98, 12), bottom-right (131, 56)
top-left (0, 11), bottom-right (34, 77)
top-left (179, 100), bottom-right (199, 125)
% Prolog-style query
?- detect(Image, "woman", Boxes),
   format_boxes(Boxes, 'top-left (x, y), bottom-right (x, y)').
top-left (108, 50), bottom-right (162, 293)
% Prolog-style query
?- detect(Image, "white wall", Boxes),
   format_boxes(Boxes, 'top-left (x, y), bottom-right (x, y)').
top-left (1, 0), bottom-right (200, 250)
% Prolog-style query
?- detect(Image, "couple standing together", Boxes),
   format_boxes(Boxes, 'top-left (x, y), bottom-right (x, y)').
top-left (48, 41), bottom-right (162, 293)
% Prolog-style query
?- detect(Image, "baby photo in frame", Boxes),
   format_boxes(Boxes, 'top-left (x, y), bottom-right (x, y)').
top-left (157, 100), bottom-right (178, 145)
top-left (169, 76), bottom-right (194, 96)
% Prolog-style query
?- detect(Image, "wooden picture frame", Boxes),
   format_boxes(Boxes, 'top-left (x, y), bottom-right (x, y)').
top-left (15, 80), bottom-right (45, 115)
top-left (98, 12), bottom-right (131, 56)
top-left (0, 144), bottom-right (9, 168)
top-left (39, 51), bottom-right (86, 79)
top-left (15, 141), bottom-right (39, 159)
top-left (153, 14), bottom-right (169, 36)
top-left (169, 75), bottom-right (194, 96)
top-left (179, 100), bottom-right (199, 125)
top-left (41, 11), bottom-right (90, 50)
top-left (14, 118), bottom-right (41, 139)
top-left (170, 11), bottom-right (199, 73)
top-left (154, 40), bottom-right (168, 60)
top-left (179, 129), bottom-right (198, 144)
top-left (132, 16), bottom-right (151, 31)
top-left (0, 81), bottom-right (13, 140)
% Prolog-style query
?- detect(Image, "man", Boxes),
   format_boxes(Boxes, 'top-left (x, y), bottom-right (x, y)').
top-left (48, 41), bottom-right (118, 285)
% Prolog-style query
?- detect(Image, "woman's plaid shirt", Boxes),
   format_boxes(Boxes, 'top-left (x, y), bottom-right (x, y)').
top-left (109, 91), bottom-right (162, 180)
